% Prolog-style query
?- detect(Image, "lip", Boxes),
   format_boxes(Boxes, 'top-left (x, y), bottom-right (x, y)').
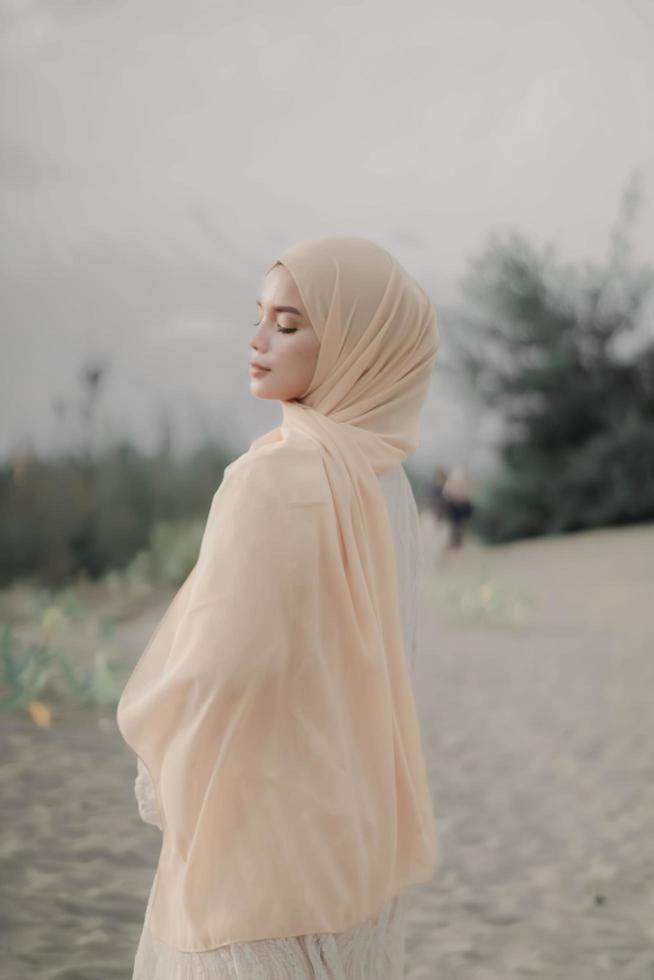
top-left (249, 363), bottom-right (271, 374)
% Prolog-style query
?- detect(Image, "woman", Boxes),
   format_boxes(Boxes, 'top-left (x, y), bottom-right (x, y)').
top-left (116, 236), bottom-right (440, 979)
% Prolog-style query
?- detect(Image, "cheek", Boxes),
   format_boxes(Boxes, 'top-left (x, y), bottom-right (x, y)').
top-left (300, 347), bottom-right (319, 379)
top-left (285, 338), bottom-right (318, 373)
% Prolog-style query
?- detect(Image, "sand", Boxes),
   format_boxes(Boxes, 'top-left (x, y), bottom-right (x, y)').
top-left (1, 519), bottom-right (653, 979)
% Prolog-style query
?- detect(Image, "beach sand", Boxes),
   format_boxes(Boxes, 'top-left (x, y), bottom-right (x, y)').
top-left (1, 522), bottom-right (653, 979)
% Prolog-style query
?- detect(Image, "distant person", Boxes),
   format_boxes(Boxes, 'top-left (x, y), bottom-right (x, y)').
top-left (442, 465), bottom-right (474, 549)
top-left (428, 464), bottom-right (448, 522)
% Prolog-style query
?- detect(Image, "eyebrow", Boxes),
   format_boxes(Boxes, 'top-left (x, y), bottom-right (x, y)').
top-left (256, 299), bottom-right (303, 316)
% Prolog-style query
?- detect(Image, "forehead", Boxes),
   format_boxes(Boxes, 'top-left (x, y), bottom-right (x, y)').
top-left (259, 264), bottom-right (306, 312)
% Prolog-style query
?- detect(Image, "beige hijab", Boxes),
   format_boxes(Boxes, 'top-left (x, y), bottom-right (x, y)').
top-left (116, 236), bottom-right (440, 952)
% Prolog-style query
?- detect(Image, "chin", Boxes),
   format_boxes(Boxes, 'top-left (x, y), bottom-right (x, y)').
top-left (249, 377), bottom-right (301, 401)
top-left (249, 382), bottom-right (284, 401)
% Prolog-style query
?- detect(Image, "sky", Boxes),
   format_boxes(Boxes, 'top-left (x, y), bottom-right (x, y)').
top-left (1, 0), bottom-right (653, 476)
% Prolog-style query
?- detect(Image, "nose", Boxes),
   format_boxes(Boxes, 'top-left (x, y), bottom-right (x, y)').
top-left (250, 320), bottom-right (269, 352)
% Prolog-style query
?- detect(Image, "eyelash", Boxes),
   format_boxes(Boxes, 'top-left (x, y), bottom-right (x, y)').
top-left (252, 320), bottom-right (297, 334)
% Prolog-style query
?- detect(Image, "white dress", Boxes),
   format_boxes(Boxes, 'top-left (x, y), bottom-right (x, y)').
top-left (129, 461), bottom-right (424, 979)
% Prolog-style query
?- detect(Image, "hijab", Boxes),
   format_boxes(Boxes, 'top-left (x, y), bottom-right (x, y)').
top-left (116, 236), bottom-right (440, 952)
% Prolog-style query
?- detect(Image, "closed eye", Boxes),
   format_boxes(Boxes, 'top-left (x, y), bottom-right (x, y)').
top-left (252, 320), bottom-right (297, 334)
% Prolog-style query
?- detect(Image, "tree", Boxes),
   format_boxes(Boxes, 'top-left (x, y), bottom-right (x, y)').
top-left (449, 173), bottom-right (654, 542)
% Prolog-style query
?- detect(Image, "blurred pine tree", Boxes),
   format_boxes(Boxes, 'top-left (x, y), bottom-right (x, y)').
top-left (449, 172), bottom-right (654, 542)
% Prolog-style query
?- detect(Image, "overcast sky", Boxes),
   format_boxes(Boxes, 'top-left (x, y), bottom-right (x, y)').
top-left (1, 0), bottom-right (653, 476)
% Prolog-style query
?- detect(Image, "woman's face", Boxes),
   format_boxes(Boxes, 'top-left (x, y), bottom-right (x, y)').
top-left (249, 263), bottom-right (320, 402)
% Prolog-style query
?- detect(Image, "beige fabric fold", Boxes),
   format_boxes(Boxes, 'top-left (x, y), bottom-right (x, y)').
top-left (116, 236), bottom-right (440, 952)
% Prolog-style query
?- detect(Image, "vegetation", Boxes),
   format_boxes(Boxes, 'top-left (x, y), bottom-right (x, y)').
top-left (1, 360), bottom-right (237, 589)
top-left (0, 365), bottom-right (238, 720)
top-left (0, 519), bottom-right (204, 721)
top-left (449, 173), bottom-right (654, 542)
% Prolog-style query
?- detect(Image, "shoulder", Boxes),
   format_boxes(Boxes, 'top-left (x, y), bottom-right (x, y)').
top-left (222, 429), bottom-right (330, 508)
